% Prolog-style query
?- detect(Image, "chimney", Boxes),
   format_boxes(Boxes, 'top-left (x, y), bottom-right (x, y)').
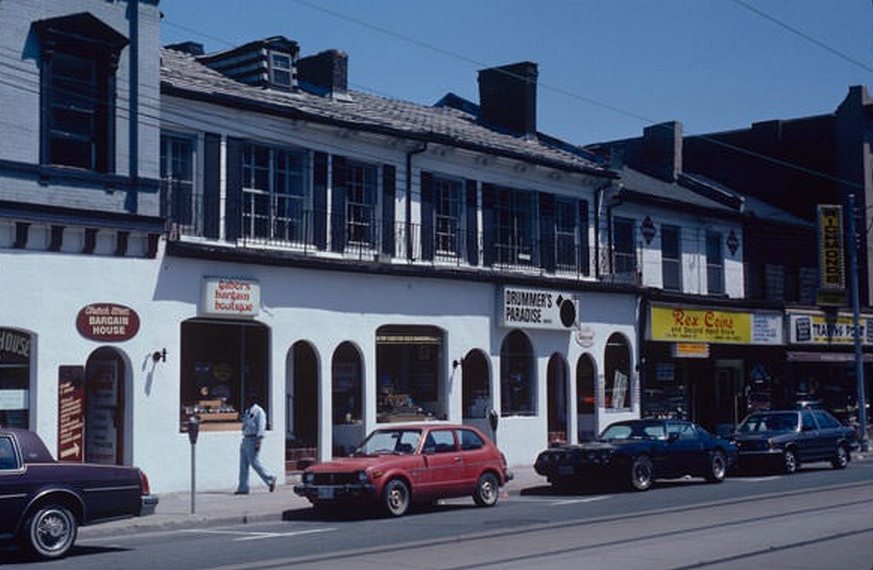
top-left (297, 50), bottom-right (349, 99)
top-left (165, 41), bottom-right (204, 56)
top-left (636, 121), bottom-right (683, 182)
top-left (478, 62), bottom-right (538, 136)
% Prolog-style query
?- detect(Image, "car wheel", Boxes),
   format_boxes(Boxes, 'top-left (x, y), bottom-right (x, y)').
top-left (705, 450), bottom-right (727, 483)
top-left (782, 448), bottom-right (799, 474)
top-left (473, 473), bottom-right (499, 507)
top-left (21, 504), bottom-right (77, 560)
top-left (382, 479), bottom-right (410, 517)
top-left (831, 444), bottom-right (849, 470)
top-left (629, 455), bottom-right (654, 491)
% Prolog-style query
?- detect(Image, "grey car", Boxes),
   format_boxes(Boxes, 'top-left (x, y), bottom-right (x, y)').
top-left (731, 409), bottom-right (855, 474)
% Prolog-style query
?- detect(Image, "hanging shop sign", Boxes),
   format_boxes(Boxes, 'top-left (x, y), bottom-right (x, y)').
top-left (201, 277), bottom-right (260, 317)
top-left (788, 313), bottom-right (873, 346)
top-left (649, 305), bottom-right (782, 345)
top-left (499, 286), bottom-right (578, 331)
top-left (76, 304), bottom-right (140, 342)
top-left (57, 366), bottom-right (85, 462)
top-left (817, 204), bottom-right (846, 293)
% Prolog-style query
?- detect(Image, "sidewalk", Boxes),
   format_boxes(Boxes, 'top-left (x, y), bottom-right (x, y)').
top-left (77, 464), bottom-right (546, 539)
top-left (77, 452), bottom-right (872, 539)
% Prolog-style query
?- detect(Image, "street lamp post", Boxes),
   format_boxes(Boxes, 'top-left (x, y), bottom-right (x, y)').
top-left (847, 194), bottom-right (869, 452)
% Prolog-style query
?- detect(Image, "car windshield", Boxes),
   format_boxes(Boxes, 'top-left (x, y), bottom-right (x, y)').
top-left (354, 429), bottom-right (422, 456)
top-left (600, 422), bottom-right (666, 440)
top-left (737, 412), bottom-right (799, 433)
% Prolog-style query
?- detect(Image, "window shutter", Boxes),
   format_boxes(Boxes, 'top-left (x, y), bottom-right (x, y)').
top-left (579, 199), bottom-right (590, 276)
top-left (225, 137), bottom-right (244, 241)
top-left (420, 171), bottom-right (434, 261)
top-left (382, 165), bottom-right (396, 257)
top-left (331, 155), bottom-right (347, 253)
top-left (539, 192), bottom-right (556, 273)
top-left (313, 152), bottom-right (328, 249)
top-left (481, 183), bottom-right (496, 267)
top-left (202, 133), bottom-right (221, 239)
top-left (465, 179), bottom-right (478, 266)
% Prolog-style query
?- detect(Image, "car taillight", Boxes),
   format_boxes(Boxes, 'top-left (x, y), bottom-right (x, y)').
top-left (500, 452), bottom-right (508, 467)
top-left (138, 468), bottom-right (151, 495)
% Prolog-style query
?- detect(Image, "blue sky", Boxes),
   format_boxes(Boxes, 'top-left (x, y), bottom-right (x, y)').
top-left (159, 0), bottom-right (873, 145)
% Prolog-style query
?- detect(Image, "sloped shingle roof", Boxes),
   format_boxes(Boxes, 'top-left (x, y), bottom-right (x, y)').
top-left (160, 48), bottom-right (613, 178)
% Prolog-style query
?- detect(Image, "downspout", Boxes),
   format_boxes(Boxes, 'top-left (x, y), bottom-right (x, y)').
top-left (593, 180), bottom-right (612, 279)
top-left (604, 182), bottom-right (624, 276)
top-left (127, 0), bottom-right (139, 213)
top-left (405, 142), bottom-right (428, 260)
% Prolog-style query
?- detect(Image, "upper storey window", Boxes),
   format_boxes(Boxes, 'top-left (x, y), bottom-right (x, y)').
top-left (34, 13), bottom-right (128, 173)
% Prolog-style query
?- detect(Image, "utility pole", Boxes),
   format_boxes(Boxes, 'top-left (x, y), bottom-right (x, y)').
top-left (847, 194), bottom-right (869, 452)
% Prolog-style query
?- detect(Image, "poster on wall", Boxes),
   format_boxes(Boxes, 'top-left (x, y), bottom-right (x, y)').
top-left (57, 366), bottom-right (85, 462)
top-left (612, 370), bottom-right (628, 409)
top-left (85, 360), bottom-right (118, 465)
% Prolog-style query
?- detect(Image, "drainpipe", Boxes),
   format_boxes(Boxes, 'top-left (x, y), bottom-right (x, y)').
top-left (405, 142), bottom-right (428, 260)
top-left (127, 1), bottom-right (139, 213)
top-left (604, 183), bottom-right (624, 276)
top-left (593, 181), bottom-right (612, 279)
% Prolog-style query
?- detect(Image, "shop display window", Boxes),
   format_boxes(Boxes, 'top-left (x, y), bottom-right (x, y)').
top-left (0, 328), bottom-right (31, 429)
top-left (180, 320), bottom-right (269, 432)
top-left (604, 333), bottom-right (631, 410)
top-left (500, 330), bottom-right (536, 416)
top-left (332, 342), bottom-right (363, 425)
top-left (576, 354), bottom-right (596, 414)
top-left (376, 326), bottom-right (445, 423)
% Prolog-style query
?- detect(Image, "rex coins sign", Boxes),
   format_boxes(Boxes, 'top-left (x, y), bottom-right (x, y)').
top-left (499, 286), bottom-right (578, 331)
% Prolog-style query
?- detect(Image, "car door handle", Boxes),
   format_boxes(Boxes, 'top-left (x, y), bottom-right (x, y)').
top-left (453, 457), bottom-right (462, 462)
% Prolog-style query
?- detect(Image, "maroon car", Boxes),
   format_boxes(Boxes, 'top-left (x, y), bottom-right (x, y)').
top-left (0, 427), bottom-right (158, 559)
top-left (294, 424), bottom-right (512, 516)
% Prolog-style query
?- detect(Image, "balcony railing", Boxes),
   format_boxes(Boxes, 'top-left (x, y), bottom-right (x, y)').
top-left (166, 204), bottom-right (641, 284)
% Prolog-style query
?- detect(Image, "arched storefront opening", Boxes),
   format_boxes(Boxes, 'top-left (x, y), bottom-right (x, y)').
top-left (604, 333), bottom-right (632, 410)
top-left (547, 353), bottom-right (569, 445)
top-left (332, 341), bottom-right (363, 456)
top-left (286, 341), bottom-right (318, 470)
top-left (462, 349), bottom-right (491, 421)
top-left (576, 354), bottom-right (596, 440)
top-left (376, 325), bottom-right (446, 422)
top-left (85, 347), bottom-right (127, 466)
top-left (500, 330), bottom-right (535, 416)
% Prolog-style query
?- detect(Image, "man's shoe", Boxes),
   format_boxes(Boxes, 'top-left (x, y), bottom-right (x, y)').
top-left (234, 490), bottom-right (249, 495)
top-left (269, 479), bottom-right (277, 493)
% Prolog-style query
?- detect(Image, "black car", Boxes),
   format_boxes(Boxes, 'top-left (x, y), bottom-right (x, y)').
top-left (0, 428), bottom-right (158, 559)
top-left (731, 409), bottom-right (855, 474)
top-left (534, 419), bottom-right (738, 491)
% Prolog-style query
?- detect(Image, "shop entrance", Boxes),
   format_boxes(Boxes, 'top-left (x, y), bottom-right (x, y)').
top-left (693, 361), bottom-right (743, 434)
top-left (576, 354), bottom-right (597, 440)
top-left (286, 341), bottom-right (318, 471)
top-left (462, 349), bottom-right (491, 421)
top-left (84, 347), bottom-right (127, 465)
top-left (547, 354), bottom-right (568, 445)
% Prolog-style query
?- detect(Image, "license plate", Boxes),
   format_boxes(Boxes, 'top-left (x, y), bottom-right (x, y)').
top-left (558, 466), bottom-right (574, 476)
top-left (317, 487), bottom-right (334, 499)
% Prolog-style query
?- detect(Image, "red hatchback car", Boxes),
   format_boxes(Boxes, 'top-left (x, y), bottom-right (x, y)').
top-left (293, 424), bottom-right (512, 516)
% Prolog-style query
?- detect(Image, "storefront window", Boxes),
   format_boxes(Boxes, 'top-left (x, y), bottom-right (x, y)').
top-left (376, 326), bottom-right (445, 422)
top-left (180, 320), bottom-right (269, 432)
top-left (0, 328), bottom-right (31, 429)
top-left (605, 333), bottom-right (631, 409)
top-left (576, 354), bottom-right (595, 414)
top-left (462, 349), bottom-right (491, 419)
top-left (500, 330), bottom-right (535, 416)
top-left (332, 342), bottom-right (363, 424)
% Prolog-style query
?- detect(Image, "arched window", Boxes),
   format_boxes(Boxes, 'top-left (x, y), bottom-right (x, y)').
top-left (376, 325), bottom-right (445, 422)
top-left (332, 342), bottom-right (362, 424)
top-left (605, 333), bottom-right (631, 409)
top-left (547, 353), bottom-right (568, 444)
top-left (576, 354), bottom-right (596, 414)
top-left (462, 349), bottom-right (491, 419)
top-left (500, 330), bottom-right (535, 416)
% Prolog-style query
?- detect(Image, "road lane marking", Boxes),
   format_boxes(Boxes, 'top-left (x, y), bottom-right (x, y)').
top-left (732, 476), bottom-right (781, 482)
top-left (180, 527), bottom-right (336, 541)
top-left (551, 496), bottom-right (611, 506)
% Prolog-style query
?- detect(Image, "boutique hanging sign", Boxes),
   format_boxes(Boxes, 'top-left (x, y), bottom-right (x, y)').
top-left (201, 277), bottom-right (260, 317)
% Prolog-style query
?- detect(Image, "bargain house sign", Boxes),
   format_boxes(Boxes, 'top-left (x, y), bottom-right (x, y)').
top-left (76, 304), bottom-right (140, 342)
top-left (201, 277), bottom-right (260, 317)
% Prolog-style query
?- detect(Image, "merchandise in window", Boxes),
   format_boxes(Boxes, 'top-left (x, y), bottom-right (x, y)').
top-left (376, 326), bottom-right (445, 423)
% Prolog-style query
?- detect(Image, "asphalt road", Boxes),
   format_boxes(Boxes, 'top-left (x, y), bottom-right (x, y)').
top-left (3, 463), bottom-right (872, 569)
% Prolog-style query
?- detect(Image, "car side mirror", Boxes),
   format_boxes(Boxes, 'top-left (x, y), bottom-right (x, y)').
top-left (667, 432), bottom-right (680, 443)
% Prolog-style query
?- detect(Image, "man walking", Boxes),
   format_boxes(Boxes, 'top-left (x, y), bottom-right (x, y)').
top-left (235, 391), bottom-right (277, 495)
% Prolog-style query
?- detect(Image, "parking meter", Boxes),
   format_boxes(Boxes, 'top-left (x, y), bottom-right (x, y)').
top-left (187, 415), bottom-right (200, 513)
top-left (488, 408), bottom-right (499, 440)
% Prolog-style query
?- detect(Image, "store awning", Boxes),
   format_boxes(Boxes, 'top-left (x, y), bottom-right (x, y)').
top-left (786, 351), bottom-right (873, 363)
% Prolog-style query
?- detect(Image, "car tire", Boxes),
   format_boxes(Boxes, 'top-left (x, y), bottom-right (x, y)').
top-left (629, 455), bottom-right (654, 491)
top-left (21, 504), bottom-right (77, 560)
top-left (831, 444), bottom-right (849, 470)
top-left (782, 448), bottom-right (799, 474)
top-left (705, 450), bottom-right (727, 483)
top-left (382, 478), bottom-right (410, 517)
top-left (473, 473), bottom-right (499, 507)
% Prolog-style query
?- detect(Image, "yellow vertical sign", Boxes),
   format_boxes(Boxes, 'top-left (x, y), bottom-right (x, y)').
top-left (817, 205), bottom-right (845, 291)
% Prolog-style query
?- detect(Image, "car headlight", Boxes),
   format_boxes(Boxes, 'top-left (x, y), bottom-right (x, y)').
top-left (357, 470), bottom-right (370, 483)
top-left (303, 471), bottom-right (314, 484)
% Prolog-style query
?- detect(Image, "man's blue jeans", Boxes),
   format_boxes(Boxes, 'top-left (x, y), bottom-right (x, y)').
top-left (238, 437), bottom-right (275, 493)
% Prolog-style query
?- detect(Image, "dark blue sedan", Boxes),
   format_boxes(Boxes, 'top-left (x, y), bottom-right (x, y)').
top-left (535, 419), bottom-right (738, 491)
top-left (0, 428), bottom-right (158, 559)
